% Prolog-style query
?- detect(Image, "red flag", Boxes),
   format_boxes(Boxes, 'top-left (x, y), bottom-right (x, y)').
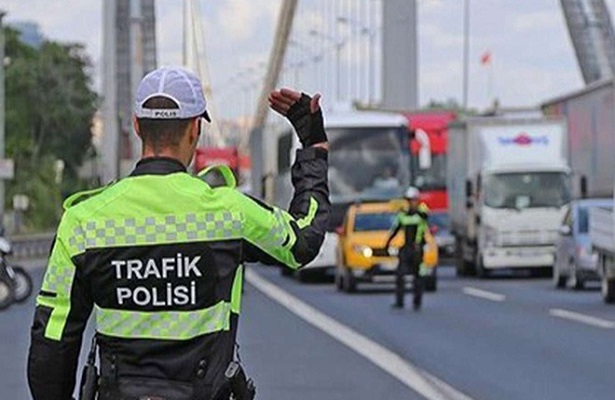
top-left (480, 51), bottom-right (492, 65)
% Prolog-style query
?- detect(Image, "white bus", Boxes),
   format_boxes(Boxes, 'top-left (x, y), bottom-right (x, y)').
top-left (274, 109), bottom-right (410, 280)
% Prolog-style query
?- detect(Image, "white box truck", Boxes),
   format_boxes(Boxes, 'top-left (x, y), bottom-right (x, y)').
top-left (448, 117), bottom-right (571, 277)
top-left (542, 79), bottom-right (615, 198)
top-left (589, 199), bottom-right (615, 303)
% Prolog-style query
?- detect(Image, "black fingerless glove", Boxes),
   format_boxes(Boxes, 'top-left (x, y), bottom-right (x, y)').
top-left (286, 93), bottom-right (328, 147)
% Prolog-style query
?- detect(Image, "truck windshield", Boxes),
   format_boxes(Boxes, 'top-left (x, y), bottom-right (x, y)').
top-left (328, 127), bottom-right (410, 203)
top-left (354, 212), bottom-right (397, 232)
top-left (483, 172), bottom-right (570, 209)
top-left (411, 153), bottom-right (447, 190)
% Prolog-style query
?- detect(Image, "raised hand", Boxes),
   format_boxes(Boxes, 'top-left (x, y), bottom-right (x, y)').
top-left (268, 88), bottom-right (327, 148)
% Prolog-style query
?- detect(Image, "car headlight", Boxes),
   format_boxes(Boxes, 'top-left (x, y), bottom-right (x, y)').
top-left (353, 245), bottom-right (373, 258)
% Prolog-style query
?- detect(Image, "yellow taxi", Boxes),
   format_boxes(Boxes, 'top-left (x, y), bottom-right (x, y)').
top-left (335, 200), bottom-right (438, 293)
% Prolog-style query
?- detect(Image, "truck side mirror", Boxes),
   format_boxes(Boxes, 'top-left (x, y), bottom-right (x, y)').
top-left (414, 129), bottom-right (432, 169)
top-left (465, 180), bottom-right (474, 209)
top-left (465, 180), bottom-right (473, 198)
top-left (558, 225), bottom-right (571, 236)
top-left (580, 175), bottom-right (587, 199)
top-left (419, 147), bottom-right (432, 170)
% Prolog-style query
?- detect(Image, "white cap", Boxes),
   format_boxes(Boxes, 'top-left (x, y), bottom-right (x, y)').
top-left (134, 66), bottom-right (211, 122)
top-left (405, 186), bottom-right (420, 200)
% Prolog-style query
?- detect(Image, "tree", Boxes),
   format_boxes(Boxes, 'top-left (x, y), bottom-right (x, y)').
top-left (4, 28), bottom-right (99, 230)
top-left (423, 98), bottom-right (478, 116)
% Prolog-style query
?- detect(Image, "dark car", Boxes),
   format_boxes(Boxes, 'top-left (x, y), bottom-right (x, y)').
top-left (553, 198), bottom-right (611, 290)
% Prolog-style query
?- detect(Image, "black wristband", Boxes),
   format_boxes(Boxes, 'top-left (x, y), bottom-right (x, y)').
top-left (286, 93), bottom-right (328, 147)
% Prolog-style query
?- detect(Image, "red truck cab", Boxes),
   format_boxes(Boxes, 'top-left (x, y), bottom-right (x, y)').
top-left (403, 111), bottom-right (456, 211)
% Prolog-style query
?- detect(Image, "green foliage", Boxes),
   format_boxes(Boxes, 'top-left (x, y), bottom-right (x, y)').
top-left (4, 27), bottom-right (99, 230)
top-left (423, 98), bottom-right (478, 116)
top-left (11, 155), bottom-right (62, 231)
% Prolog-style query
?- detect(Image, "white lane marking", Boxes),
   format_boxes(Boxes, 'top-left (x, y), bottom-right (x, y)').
top-left (549, 308), bottom-right (615, 329)
top-left (462, 287), bottom-right (506, 302)
top-left (245, 268), bottom-right (475, 400)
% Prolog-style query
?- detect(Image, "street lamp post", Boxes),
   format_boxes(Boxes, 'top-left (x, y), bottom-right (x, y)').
top-left (463, 0), bottom-right (470, 110)
top-left (289, 38), bottom-right (323, 90)
top-left (0, 11), bottom-right (7, 219)
top-left (310, 30), bottom-right (345, 102)
top-left (337, 16), bottom-right (377, 105)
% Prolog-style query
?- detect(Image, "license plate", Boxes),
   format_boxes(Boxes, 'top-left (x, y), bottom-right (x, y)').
top-left (380, 261), bottom-right (398, 271)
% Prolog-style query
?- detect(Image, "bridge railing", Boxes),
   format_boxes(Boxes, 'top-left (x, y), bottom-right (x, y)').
top-left (9, 233), bottom-right (55, 260)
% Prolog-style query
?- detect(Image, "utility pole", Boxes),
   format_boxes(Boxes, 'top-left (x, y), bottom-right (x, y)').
top-left (0, 11), bottom-right (7, 218)
top-left (463, 0), bottom-right (470, 110)
top-left (381, 0), bottom-right (417, 110)
top-left (248, 0), bottom-right (298, 200)
top-left (310, 30), bottom-right (345, 102)
top-left (129, 0), bottom-right (144, 161)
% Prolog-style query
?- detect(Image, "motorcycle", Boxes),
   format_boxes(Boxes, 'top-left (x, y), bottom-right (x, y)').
top-left (0, 236), bottom-right (33, 310)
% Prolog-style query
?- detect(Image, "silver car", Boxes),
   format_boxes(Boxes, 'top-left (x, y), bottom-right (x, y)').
top-left (553, 198), bottom-right (611, 290)
top-left (429, 211), bottom-right (455, 261)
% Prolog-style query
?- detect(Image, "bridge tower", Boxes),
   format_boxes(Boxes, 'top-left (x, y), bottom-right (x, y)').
top-left (561, 0), bottom-right (615, 83)
top-left (101, 0), bottom-right (157, 182)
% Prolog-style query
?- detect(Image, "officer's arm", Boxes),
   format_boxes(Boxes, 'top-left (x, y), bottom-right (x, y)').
top-left (28, 214), bottom-right (92, 400)
top-left (240, 146), bottom-right (330, 269)
top-left (418, 202), bottom-right (429, 220)
top-left (385, 217), bottom-right (401, 248)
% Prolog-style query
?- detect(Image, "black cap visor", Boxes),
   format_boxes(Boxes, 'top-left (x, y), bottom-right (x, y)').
top-left (201, 110), bottom-right (211, 122)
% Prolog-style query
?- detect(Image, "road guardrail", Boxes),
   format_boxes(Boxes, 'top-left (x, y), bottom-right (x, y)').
top-left (9, 233), bottom-right (54, 260)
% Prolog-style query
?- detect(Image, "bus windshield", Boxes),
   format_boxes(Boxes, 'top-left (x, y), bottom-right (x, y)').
top-left (411, 153), bottom-right (447, 191)
top-left (328, 127), bottom-right (410, 203)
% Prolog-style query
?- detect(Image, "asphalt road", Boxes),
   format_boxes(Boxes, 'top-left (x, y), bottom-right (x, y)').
top-left (252, 265), bottom-right (615, 400)
top-left (1, 264), bottom-right (423, 400)
top-left (2, 262), bottom-right (614, 400)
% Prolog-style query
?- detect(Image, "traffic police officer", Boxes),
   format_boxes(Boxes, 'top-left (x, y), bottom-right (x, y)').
top-left (385, 186), bottom-right (429, 310)
top-left (27, 66), bottom-right (330, 400)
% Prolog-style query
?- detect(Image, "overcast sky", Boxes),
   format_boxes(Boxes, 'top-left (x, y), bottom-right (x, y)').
top-left (2, 0), bottom-right (610, 117)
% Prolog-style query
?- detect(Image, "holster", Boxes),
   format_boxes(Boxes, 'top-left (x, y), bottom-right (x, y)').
top-left (79, 337), bottom-right (99, 400)
top-left (213, 361), bottom-right (256, 400)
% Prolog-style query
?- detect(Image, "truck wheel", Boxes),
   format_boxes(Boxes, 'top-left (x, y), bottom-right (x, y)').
top-left (602, 276), bottom-right (615, 304)
top-left (342, 266), bottom-right (357, 293)
top-left (476, 257), bottom-right (490, 279)
top-left (456, 258), bottom-right (467, 277)
top-left (455, 238), bottom-right (475, 276)
top-left (455, 238), bottom-right (466, 276)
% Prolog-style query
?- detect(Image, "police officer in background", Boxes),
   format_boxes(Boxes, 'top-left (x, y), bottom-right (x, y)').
top-left (385, 186), bottom-right (429, 310)
top-left (27, 66), bottom-right (330, 400)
